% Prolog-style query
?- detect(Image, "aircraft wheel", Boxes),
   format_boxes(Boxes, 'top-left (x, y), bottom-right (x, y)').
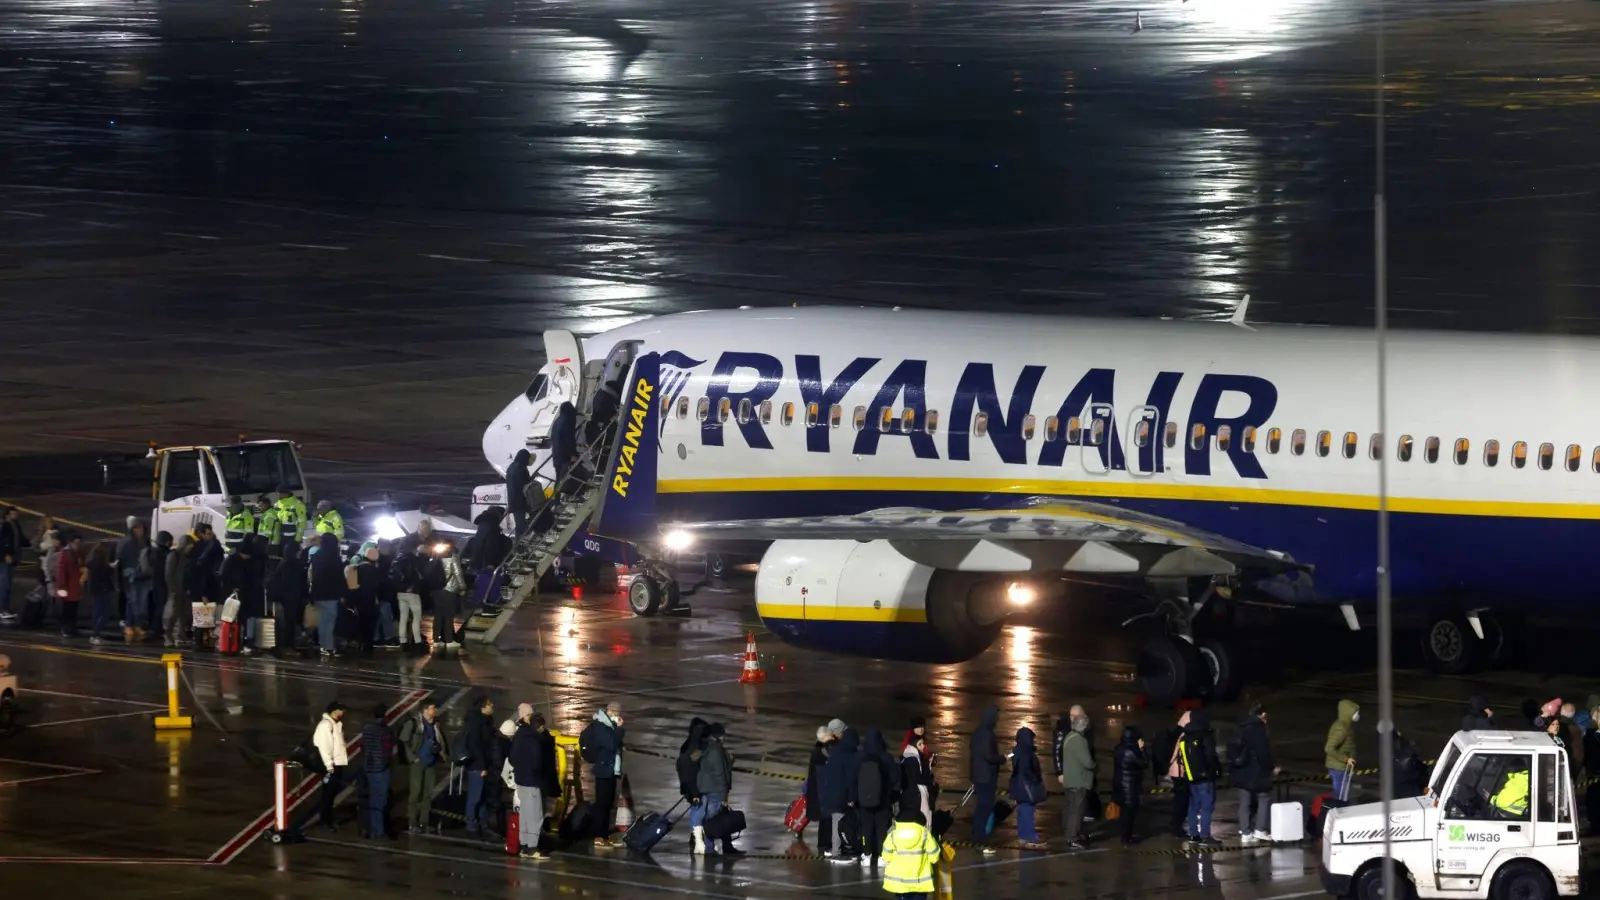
top-left (1420, 612), bottom-right (1479, 675)
top-left (708, 553), bottom-right (727, 580)
top-left (663, 579), bottom-right (682, 610)
top-left (1196, 636), bottom-right (1244, 702)
top-left (628, 577), bottom-right (662, 617)
top-left (1138, 635), bottom-right (1201, 707)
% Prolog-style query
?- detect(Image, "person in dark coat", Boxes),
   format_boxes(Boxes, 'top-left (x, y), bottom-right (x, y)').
top-left (509, 708), bottom-right (549, 858)
top-left (809, 726), bottom-right (837, 853)
top-left (857, 728), bottom-right (898, 864)
top-left (968, 705), bottom-right (1003, 850)
top-left (1462, 696), bottom-right (1495, 732)
top-left (679, 717), bottom-right (710, 851)
top-left (1007, 727), bottom-right (1047, 848)
top-left (506, 449), bottom-right (534, 536)
top-left (190, 522), bottom-right (224, 609)
top-left (149, 531), bottom-right (172, 638)
top-left (464, 508), bottom-right (511, 577)
top-left (1111, 725), bottom-right (1148, 845)
top-left (550, 402), bottom-right (578, 489)
top-left (461, 695), bottom-right (498, 838)
top-left (1230, 704), bottom-right (1277, 843)
top-left (898, 736), bottom-right (934, 825)
top-left (219, 537), bottom-right (265, 654)
top-left (1520, 698), bottom-right (1543, 731)
top-left (821, 727), bottom-right (861, 863)
top-left (346, 543), bottom-right (380, 654)
top-left (1391, 729), bottom-right (1427, 800)
top-left (1179, 709), bottom-right (1221, 846)
top-left (696, 723), bottom-right (743, 856)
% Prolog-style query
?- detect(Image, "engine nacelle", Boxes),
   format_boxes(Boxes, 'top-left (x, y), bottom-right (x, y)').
top-left (755, 539), bottom-right (1011, 663)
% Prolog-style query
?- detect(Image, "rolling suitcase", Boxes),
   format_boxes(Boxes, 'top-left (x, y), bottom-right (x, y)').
top-left (1270, 801), bottom-right (1305, 842)
top-left (1312, 764), bottom-right (1354, 836)
top-left (216, 620), bottom-right (241, 654)
top-left (254, 617), bottom-right (277, 650)
top-left (622, 798), bottom-right (685, 854)
top-left (506, 811), bottom-right (520, 855)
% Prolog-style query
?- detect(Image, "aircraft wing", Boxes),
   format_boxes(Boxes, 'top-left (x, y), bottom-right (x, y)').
top-left (674, 497), bottom-right (1307, 580)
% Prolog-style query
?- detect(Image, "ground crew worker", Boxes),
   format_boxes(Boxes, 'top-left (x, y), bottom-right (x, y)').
top-left (312, 500), bottom-right (346, 541)
top-left (1492, 765), bottom-right (1530, 818)
top-left (881, 808), bottom-right (938, 898)
top-left (224, 496), bottom-right (256, 549)
top-left (274, 485), bottom-right (306, 553)
top-left (255, 497), bottom-right (282, 556)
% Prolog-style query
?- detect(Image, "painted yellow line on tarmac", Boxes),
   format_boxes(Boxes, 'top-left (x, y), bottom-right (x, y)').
top-left (19, 643), bottom-right (162, 666)
top-left (0, 499), bottom-right (120, 537)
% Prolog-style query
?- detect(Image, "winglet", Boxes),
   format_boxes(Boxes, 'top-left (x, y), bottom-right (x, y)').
top-left (589, 351), bottom-right (661, 544)
top-left (1229, 293), bottom-right (1255, 330)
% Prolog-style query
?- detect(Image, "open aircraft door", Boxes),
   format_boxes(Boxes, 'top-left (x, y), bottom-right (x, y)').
top-left (524, 330), bottom-right (586, 449)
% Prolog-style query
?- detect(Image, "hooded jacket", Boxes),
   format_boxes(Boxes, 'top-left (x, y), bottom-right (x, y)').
top-left (1111, 725), bottom-right (1148, 806)
top-left (697, 731), bottom-right (733, 796)
top-left (462, 706), bottom-right (499, 772)
top-left (1230, 714), bottom-right (1275, 792)
top-left (1461, 695), bottom-right (1495, 732)
top-left (820, 728), bottom-right (860, 815)
top-left (191, 534), bottom-right (223, 602)
top-left (1179, 710), bottom-right (1220, 783)
top-left (220, 547), bottom-right (266, 619)
top-left (1324, 700), bottom-right (1359, 770)
top-left (808, 738), bottom-right (832, 811)
top-left (677, 717), bottom-right (708, 798)
top-left (506, 449), bottom-right (534, 517)
top-left (1007, 727), bottom-right (1046, 804)
top-left (465, 509), bottom-right (511, 573)
top-left (858, 728), bottom-right (899, 811)
top-left (968, 706), bottom-right (1003, 785)
top-left (586, 709), bottom-right (624, 777)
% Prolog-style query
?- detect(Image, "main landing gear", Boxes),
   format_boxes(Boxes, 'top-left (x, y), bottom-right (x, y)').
top-left (1132, 580), bottom-right (1244, 708)
top-left (1418, 609), bottom-right (1519, 674)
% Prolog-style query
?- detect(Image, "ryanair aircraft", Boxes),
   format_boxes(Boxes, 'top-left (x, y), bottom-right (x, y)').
top-left (478, 306), bottom-right (1591, 704)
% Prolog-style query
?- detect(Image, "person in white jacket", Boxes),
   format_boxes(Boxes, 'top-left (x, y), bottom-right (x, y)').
top-left (313, 701), bottom-right (349, 829)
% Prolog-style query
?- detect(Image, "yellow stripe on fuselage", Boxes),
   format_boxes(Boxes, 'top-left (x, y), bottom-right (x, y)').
top-left (755, 603), bottom-right (929, 624)
top-left (658, 475), bottom-right (1600, 521)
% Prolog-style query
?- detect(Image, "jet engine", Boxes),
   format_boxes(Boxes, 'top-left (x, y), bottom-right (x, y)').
top-left (754, 539), bottom-right (1023, 663)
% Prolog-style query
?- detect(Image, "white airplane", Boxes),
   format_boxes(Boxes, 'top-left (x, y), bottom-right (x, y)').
top-left (476, 306), bottom-right (1595, 704)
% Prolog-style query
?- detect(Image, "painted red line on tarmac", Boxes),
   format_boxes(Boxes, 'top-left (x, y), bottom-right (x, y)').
top-left (0, 857), bottom-right (211, 865)
top-left (208, 687), bottom-right (430, 865)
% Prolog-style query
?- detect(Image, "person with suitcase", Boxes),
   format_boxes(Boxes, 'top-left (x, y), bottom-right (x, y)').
top-left (1230, 704), bottom-right (1278, 844)
top-left (1324, 700), bottom-right (1360, 799)
top-left (580, 700), bottom-right (626, 847)
top-left (509, 706), bottom-right (549, 859)
top-left (696, 722), bottom-right (745, 856)
top-left (678, 718), bottom-right (709, 854)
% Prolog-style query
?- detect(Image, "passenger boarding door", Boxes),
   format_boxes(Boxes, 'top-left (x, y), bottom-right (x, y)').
top-left (153, 449), bottom-right (207, 539)
top-left (1435, 751), bottom-right (1535, 891)
top-left (526, 329), bottom-right (585, 448)
top-left (1082, 403), bottom-right (1116, 475)
top-left (1127, 406), bottom-right (1160, 476)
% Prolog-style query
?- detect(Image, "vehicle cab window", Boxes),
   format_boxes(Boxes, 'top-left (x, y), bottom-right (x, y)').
top-left (161, 450), bottom-right (205, 502)
top-left (1444, 751), bottom-right (1531, 822)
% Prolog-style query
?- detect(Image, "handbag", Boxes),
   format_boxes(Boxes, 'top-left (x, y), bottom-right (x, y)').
top-left (192, 601), bottom-right (217, 629)
top-left (1105, 800), bottom-right (1122, 821)
top-left (302, 603), bottom-right (320, 629)
top-left (220, 592), bottom-right (241, 624)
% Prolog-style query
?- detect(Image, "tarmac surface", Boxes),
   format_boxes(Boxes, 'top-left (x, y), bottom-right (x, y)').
top-left (0, 575), bottom-right (1592, 900)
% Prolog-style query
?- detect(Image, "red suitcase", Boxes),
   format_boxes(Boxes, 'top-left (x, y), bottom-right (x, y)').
top-left (506, 811), bottom-right (520, 855)
top-left (217, 621), bottom-right (241, 654)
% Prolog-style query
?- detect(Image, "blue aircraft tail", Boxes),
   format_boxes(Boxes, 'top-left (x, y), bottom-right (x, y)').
top-left (590, 351), bottom-right (660, 544)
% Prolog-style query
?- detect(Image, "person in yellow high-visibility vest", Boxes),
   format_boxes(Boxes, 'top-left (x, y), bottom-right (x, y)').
top-left (274, 484), bottom-right (306, 553)
top-left (223, 496), bottom-right (256, 550)
top-left (312, 500), bottom-right (345, 541)
top-left (254, 497), bottom-right (282, 555)
top-left (1491, 767), bottom-right (1530, 819)
top-left (881, 809), bottom-right (939, 898)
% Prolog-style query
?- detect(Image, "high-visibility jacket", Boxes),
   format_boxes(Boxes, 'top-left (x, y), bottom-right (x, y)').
top-left (256, 507), bottom-right (282, 545)
top-left (1492, 769), bottom-right (1529, 817)
top-left (224, 508), bottom-right (256, 547)
top-left (313, 509), bottom-right (346, 540)
top-left (881, 822), bottom-right (938, 894)
top-left (275, 496), bottom-right (307, 545)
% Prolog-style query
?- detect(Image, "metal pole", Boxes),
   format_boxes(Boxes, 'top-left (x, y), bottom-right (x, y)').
top-left (1375, 0), bottom-right (1395, 893)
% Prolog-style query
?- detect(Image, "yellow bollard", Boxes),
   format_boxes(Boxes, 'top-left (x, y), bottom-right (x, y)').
top-left (153, 653), bottom-right (193, 730)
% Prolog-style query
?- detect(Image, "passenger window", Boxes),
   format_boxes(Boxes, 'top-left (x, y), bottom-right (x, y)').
top-left (697, 398), bottom-right (710, 422)
top-left (1135, 420), bottom-right (1151, 448)
top-left (676, 396), bottom-right (689, 420)
top-left (1484, 439), bottom-right (1499, 467)
top-left (853, 406), bottom-right (867, 431)
top-left (881, 407), bottom-right (895, 433)
top-left (1022, 414), bottom-right (1036, 441)
top-left (737, 398), bottom-right (752, 425)
top-left (902, 409), bottom-right (916, 432)
top-left (1592, 447), bottom-right (1600, 474)
top-left (1453, 438), bottom-right (1469, 465)
top-left (1537, 752), bottom-right (1572, 825)
top-left (1397, 435), bottom-right (1413, 462)
top-left (1089, 418), bottom-right (1105, 446)
top-left (1316, 430), bottom-right (1331, 458)
top-left (926, 410), bottom-right (939, 434)
top-left (1045, 416), bottom-right (1059, 442)
top-left (1539, 442), bottom-right (1554, 471)
top-left (1343, 432), bottom-right (1357, 460)
top-left (1291, 429), bottom-right (1307, 456)
top-left (806, 402), bottom-right (819, 427)
top-left (1267, 428), bottom-right (1282, 454)
top-left (718, 398), bottom-right (731, 423)
top-left (1443, 752), bottom-right (1531, 823)
top-left (829, 405), bottom-right (842, 429)
top-left (1190, 423), bottom-right (1207, 452)
top-left (1242, 426), bottom-right (1256, 453)
top-left (1216, 425), bottom-right (1232, 452)
top-left (759, 400), bottom-right (772, 425)
top-left (1567, 444), bottom-right (1582, 473)
top-left (1512, 441), bottom-right (1528, 469)
top-left (781, 402), bottom-right (795, 427)
top-left (1425, 436), bottom-right (1440, 464)
top-left (1067, 416), bottom-right (1082, 445)
top-left (1369, 434), bottom-right (1383, 461)
top-left (974, 412), bottom-right (989, 437)
top-left (1165, 421), bottom-right (1178, 449)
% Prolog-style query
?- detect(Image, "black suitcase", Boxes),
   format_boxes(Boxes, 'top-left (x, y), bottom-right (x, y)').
top-left (622, 798), bottom-right (685, 853)
top-left (703, 806), bottom-right (747, 841)
top-left (562, 800), bottom-right (597, 840)
top-left (19, 586), bottom-right (45, 627)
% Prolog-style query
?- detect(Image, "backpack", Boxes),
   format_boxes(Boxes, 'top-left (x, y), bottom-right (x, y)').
top-left (291, 727), bottom-right (327, 775)
top-left (1227, 732), bottom-right (1251, 771)
top-left (858, 757), bottom-right (885, 809)
top-left (579, 720), bottom-right (601, 765)
top-left (1052, 721), bottom-right (1067, 776)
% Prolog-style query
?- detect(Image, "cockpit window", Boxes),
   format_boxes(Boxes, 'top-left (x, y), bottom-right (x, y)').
top-left (524, 374), bottom-right (549, 403)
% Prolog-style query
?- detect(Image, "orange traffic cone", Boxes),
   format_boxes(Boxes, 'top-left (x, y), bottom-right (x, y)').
top-left (738, 632), bottom-right (766, 684)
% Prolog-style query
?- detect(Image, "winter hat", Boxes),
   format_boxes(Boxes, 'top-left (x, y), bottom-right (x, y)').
top-left (827, 718), bottom-right (846, 737)
top-left (1542, 699), bottom-right (1563, 720)
top-left (517, 702), bottom-right (534, 721)
top-left (500, 719), bottom-right (517, 738)
top-left (126, 516), bottom-right (140, 530)
top-left (816, 726), bottom-right (831, 742)
top-left (909, 716), bottom-right (926, 732)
